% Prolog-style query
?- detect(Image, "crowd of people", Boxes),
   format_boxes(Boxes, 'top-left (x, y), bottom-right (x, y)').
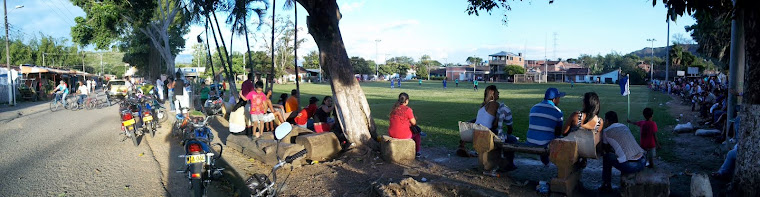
top-left (659, 75), bottom-right (742, 183)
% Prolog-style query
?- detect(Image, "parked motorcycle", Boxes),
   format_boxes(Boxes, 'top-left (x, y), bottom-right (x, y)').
top-left (176, 113), bottom-right (224, 197)
top-left (246, 123), bottom-right (308, 197)
top-left (119, 100), bottom-right (141, 146)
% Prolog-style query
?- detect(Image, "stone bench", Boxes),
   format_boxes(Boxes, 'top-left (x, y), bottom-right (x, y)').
top-left (621, 168), bottom-right (670, 197)
top-left (295, 132), bottom-right (342, 161)
top-left (227, 134), bottom-right (306, 166)
top-left (380, 135), bottom-right (416, 164)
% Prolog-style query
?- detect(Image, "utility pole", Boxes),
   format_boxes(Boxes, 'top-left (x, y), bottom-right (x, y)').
top-left (375, 39), bottom-right (381, 78)
top-left (647, 38), bottom-right (657, 82)
top-left (4, 0), bottom-right (12, 105)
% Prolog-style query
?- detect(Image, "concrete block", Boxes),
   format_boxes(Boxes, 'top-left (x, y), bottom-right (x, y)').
top-left (472, 129), bottom-right (496, 154)
top-left (380, 135), bottom-right (416, 164)
top-left (283, 126), bottom-right (315, 143)
top-left (478, 149), bottom-right (501, 171)
top-left (261, 142), bottom-right (306, 165)
top-left (550, 168), bottom-right (581, 195)
top-left (295, 132), bottom-right (342, 161)
top-left (621, 168), bottom-right (670, 197)
top-left (691, 173), bottom-right (713, 197)
top-left (549, 138), bottom-right (579, 178)
top-left (259, 132), bottom-right (275, 140)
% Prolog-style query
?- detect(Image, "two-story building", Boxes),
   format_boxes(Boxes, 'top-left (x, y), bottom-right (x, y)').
top-left (487, 51), bottom-right (524, 81)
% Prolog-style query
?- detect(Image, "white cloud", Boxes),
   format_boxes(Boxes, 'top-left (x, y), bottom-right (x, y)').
top-left (340, 1), bottom-right (366, 13)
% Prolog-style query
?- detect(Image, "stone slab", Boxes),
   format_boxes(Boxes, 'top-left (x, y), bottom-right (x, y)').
top-left (380, 135), bottom-right (415, 164)
top-left (295, 132), bottom-right (342, 161)
top-left (621, 168), bottom-right (670, 197)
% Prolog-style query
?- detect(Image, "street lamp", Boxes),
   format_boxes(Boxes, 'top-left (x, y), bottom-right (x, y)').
top-left (647, 38), bottom-right (657, 82)
top-left (4, 2), bottom-right (22, 106)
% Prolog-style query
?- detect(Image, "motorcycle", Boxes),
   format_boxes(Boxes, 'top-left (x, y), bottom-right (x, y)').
top-left (119, 99), bottom-right (141, 146)
top-left (246, 123), bottom-right (308, 197)
top-left (176, 113), bottom-right (224, 197)
top-left (134, 93), bottom-right (158, 137)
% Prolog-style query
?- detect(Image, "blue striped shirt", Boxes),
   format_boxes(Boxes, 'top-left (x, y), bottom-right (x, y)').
top-left (526, 100), bottom-right (564, 146)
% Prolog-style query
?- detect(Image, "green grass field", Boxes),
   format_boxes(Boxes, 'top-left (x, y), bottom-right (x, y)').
top-left (265, 81), bottom-right (678, 160)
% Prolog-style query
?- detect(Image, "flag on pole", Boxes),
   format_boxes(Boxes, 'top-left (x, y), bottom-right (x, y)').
top-left (620, 76), bottom-right (630, 96)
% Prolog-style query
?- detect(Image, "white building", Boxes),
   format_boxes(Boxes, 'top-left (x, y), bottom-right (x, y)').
top-left (571, 70), bottom-right (621, 84)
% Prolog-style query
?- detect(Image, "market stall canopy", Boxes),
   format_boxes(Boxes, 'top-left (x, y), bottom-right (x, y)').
top-left (19, 66), bottom-right (49, 74)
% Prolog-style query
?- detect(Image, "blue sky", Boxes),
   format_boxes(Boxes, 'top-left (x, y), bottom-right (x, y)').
top-left (11, 0), bottom-right (695, 65)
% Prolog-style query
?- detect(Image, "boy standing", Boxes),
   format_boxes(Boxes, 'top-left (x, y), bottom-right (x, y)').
top-left (628, 108), bottom-right (658, 168)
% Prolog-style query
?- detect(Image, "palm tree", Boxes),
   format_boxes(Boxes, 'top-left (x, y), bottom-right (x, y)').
top-left (187, 0), bottom-right (239, 99)
top-left (227, 0), bottom-right (268, 77)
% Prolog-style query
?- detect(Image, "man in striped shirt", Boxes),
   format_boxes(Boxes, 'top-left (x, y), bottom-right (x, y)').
top-left (526, 87), bottom-right (565, 165)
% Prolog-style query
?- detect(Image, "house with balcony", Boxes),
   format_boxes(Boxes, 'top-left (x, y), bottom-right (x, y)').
top-left (488, 51), bottom-right (524, 81)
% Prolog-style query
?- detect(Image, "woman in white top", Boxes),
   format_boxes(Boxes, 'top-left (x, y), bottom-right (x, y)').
top-left (474, 85), bottom-right (516, 171)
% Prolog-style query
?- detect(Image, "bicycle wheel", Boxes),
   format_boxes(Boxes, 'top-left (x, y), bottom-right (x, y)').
top-left (49, 99), bottom-right (58, 112)
top-left (68, 97), bottom-right (80, 111)
top-left (85, 99), bottom-right (94, 110)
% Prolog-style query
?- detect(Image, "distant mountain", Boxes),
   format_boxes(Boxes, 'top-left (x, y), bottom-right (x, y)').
top-left (176, 54), bottom-right (193, 64)
top-left (627, 44), bottom-right (698, 59)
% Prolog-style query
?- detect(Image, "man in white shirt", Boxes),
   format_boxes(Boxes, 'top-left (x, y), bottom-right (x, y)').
top-left (599, 111), bottom-right (646, 191)
top-left (77, 81), bottom-right (90, 108)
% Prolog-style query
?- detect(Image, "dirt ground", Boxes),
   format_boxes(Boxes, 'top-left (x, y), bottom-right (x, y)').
top-left (220, 94), bottom-right (734, 197)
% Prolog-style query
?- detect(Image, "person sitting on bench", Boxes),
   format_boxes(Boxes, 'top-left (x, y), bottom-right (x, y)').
top-left (474, 85), bottom-right (516, 170)
top-left (599, 111), bottom-right (646, 192)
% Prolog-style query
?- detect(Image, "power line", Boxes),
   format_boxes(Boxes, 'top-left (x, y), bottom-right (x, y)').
top-left (42, 1), bottom-right (76, 26)
top-left (55, 0), bottom-right (78, 20)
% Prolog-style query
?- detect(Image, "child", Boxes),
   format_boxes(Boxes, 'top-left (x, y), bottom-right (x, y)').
top-left (628, 107), bottom-right (658, 168)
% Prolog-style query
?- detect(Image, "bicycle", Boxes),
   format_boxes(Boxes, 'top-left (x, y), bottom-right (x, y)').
top-left (49, 93), bottom-right (68, 112)
top-left (68, 95), bottom-right (82, 111)
top-left (83, 95), bottom-right (101, 110)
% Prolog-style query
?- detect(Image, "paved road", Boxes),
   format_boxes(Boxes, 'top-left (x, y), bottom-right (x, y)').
top-left (0, 94), bottom-right (236, 196)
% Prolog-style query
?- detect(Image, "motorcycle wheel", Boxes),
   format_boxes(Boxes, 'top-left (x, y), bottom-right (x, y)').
top-left (150, 122), bottom-right (156, 137)
top-left (191, 179), bottom-right (204, 197)
top-left (130, 129), bottom-right (139, 147)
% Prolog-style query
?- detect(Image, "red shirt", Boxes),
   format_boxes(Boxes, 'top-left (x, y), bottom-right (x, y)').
top-left (305, 104), bottom-right (318, 117)
top-left (634, 120), bottom-right (658, 149)
top-left (294, 109), bottom-right (310, 125)
top-left (389, 105), bottom-right (414, 139)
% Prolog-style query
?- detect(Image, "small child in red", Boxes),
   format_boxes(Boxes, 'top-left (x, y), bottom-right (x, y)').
top-left (629, 107), bottom-right (658, 168)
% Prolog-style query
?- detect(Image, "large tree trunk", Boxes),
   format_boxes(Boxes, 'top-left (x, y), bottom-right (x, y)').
top-left (297, 0), bottom-right (379, 150)
top-left (734, 1), bottom-right (760, 196)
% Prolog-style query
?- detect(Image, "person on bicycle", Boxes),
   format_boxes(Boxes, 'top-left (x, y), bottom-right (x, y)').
top-left (76, 81), bottom-right (89, 108)
top-left (52, 80), bottom-right (69, 107)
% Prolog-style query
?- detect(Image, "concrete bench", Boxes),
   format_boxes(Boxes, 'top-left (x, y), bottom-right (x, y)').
top-left (295, 132), bottom-right (342, 161)
top-left (380, 135), bottom-right (416, 164)
top-left (621, 168), bottom-right (670, 197)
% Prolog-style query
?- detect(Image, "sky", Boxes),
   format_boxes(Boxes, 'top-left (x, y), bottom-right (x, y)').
top-left (10, 0), bottom-right (696, 65)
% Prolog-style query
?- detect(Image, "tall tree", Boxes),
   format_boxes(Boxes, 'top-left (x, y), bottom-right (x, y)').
top-left (226, 0), bottom-right (268, 75)
top-left (302, 50), bottom-right (320, 69)
top-left (296, 0), bottom-right (379, 149)
top-left (71, 0), bottom-right (190, 76)
top-left (466, 56), bottom-right (483, 66)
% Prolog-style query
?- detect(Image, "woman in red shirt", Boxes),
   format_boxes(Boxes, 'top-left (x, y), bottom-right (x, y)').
top-left (388, 93), bottom-right (421, 155)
